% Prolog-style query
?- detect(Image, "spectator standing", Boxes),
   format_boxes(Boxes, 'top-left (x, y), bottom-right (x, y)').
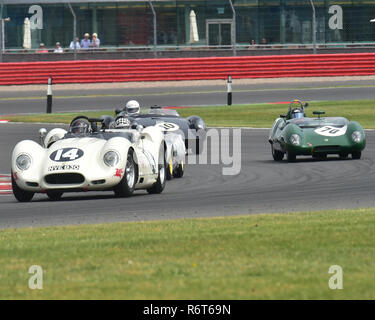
top-left (54, 42), bottom-right (64, 53)
top-left (90, 33), bottom-right (100, 48)
top-left (70, 37), bottom-right (81, 50)
top-left (80, 33), bottom-right (91, 49)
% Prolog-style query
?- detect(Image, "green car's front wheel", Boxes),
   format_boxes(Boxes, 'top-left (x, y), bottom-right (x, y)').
top-left (286, 151), bottom-right (296, 162)
top-left (352, 151), bottom-right (362, 160)
top-left (271, 144), bottom-right (284, 161)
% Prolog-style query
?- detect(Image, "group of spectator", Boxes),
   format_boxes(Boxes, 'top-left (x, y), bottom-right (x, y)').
top-left (36, 33), bottom-right (101, 53)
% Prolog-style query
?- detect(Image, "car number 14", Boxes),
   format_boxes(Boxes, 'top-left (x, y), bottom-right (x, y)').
top-left (50, 148), bottom-right (84, 162)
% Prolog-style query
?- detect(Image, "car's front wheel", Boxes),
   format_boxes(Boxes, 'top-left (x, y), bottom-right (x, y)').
top-left (286, 151), bottom-right (296, 162)
top-left (114, 150), bottom-right (137, 197)
top-left (173, 161), bottom-right (184, 178)
top-left (271, 144), bottom-right (284, 161)
top-left (352, 151), bottom-right (362, 160)
top-left (11, 172), bottom-right (34, 202)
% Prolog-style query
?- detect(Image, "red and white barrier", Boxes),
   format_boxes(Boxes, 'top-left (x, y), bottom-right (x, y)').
top-left (1, 53), bottom-right (375, 85)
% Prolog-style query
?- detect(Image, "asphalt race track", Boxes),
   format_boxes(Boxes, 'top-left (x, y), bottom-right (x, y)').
top-left (1, 123), bottom-right (375, 229)
top-left (2, 79), bottom-right (375, 115)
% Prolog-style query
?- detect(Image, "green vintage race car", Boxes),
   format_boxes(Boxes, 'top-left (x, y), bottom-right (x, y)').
top-left (268, 99), bottom-right (366, 162)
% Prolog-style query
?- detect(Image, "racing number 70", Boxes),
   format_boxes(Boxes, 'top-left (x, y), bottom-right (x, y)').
top-left (321, 126), bottom-right (339, 134)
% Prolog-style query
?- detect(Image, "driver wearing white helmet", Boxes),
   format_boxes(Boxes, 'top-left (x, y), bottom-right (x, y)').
top-left (124, 100), bottom-right (140, 116)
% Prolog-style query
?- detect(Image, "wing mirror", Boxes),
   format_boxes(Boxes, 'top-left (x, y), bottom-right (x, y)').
top-left (39, 128), bottom-right (47, 146)
top-left (280, 114), bottom-right (287, 121)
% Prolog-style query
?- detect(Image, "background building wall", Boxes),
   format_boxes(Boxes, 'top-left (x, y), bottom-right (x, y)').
top-left (1, 0), bottom-right (375, 51)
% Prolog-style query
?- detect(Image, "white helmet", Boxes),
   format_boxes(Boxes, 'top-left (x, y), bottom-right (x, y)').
top-left (125, 100), bottom-right (140, 115)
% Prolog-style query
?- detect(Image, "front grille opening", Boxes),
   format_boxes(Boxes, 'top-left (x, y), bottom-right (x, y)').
top-left (45, 173), bottom-right (85, 185)
top-left (314, 146), bottom-right (340, 153)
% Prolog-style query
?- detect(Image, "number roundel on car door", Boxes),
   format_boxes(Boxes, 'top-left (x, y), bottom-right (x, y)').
top-left (50, 148), bottom-right (84, 162)
top-left (155, 122), bottom-right (180, 132)
top-left (314, 125), bottom-right (347, 137)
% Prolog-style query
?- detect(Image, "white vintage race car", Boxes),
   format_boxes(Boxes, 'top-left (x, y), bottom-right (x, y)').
top-left (103, 113), bottom-right (186, 180)
top-left (11, 117), bottom-right (168, 202)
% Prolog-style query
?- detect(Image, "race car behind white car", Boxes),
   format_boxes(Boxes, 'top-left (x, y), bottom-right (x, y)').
top-left (11, 117), bottom-right (168, 202)
top-left (102, 113), bottom-right (186, 180)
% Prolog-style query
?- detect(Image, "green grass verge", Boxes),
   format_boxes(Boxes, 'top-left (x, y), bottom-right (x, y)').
top-left (1, 208), bottom-right (375, 299)
top-left (2, 100), bottom-right (375, 128)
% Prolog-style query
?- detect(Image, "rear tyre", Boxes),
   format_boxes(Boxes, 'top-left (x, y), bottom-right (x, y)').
top-left (11, 172), bottom-right (34, 202)
top-left (147, 144), bottom-right (167, 194)
top-left (173, 161), bottom-right (184, 178)
top-left (352, 151), bottom-right (362, 160)
top-left (271, 144), bottom-right (284, 161)
top-left (114, 150), bottom-right (137, 197)
top-left (47, 191), bottom-right (63, 201)
top-left (286, 151), bottom-right (296, 162)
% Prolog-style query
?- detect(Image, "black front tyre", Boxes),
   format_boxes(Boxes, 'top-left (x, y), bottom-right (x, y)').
top-left (166, 157), bottom-right (173, 181)
top-left (271, 144), bottom-right (284, 161)
top-left (173, 161), bottom-right (184, 178)
top-left (286, 151), bottom-right (296, 162)
top-left (352, 151), bottom-right (362, 160)
top-left (47, 191), bottom-right (63, 201)
top-left (11, 173), bottom-right (34, 202)
top-left (114, 151), bottom-right (137, 197)
top-left (147, 145), bottom-right (167, 194)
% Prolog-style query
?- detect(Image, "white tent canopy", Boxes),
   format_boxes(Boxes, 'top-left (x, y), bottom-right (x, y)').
top-left (189, 10), bottom-right (199, 44)
top-left (23, 17), bottom-right (31, 50)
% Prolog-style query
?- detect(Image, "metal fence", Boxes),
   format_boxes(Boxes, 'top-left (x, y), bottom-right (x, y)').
top-left (2, 0), bottom-right (375, 62)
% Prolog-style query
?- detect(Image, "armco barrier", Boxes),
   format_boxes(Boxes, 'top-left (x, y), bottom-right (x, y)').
top-left (1, 53), bottom-right (375, 85)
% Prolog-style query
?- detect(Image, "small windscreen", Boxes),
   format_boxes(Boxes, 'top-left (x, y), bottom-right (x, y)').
top-left (290, 117), bottom-right (348, 128)
top-left (147, 108), bottom-right (180, 117)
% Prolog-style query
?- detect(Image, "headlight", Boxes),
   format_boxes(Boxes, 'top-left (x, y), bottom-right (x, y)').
top-left (16, 154), bottom-right (31, 171)
top-left (352, 131), bottom-right (362, 143)
top-left (103, 151), bottom-right (119, 167)
top-left (290, 134), bottom-right (301, 146)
